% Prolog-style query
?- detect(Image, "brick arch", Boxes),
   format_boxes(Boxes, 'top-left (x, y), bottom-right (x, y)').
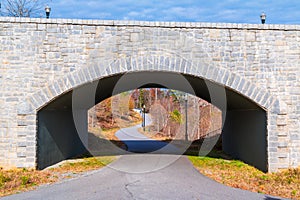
top-left (17, 54), bottom-right (286, 116)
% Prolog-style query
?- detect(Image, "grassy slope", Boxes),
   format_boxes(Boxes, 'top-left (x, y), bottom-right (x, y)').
top-left (0, 156), bottom-right (115, 197)
top-left (189, 155), bottom-right (300, 199)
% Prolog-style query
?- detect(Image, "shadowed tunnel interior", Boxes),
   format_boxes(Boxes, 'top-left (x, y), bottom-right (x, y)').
top-left (37, 71), bottom-right (267, 171)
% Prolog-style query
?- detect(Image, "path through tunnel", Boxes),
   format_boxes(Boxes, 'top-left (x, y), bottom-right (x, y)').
top-left (37, 71), bottom-right (267, 171)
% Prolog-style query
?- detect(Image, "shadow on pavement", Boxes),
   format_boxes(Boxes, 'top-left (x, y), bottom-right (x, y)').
top-left (81, 132), bottom-right (226, 159)
top-left (264, 197), bottom-right (289, 200)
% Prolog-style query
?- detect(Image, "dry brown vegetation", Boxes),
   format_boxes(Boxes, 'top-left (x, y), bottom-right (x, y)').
top-left (0, 168), bottom-right (55, 197)
top-left (88, 94), bottom-right (142, 142)
top-left (0, 156), bottom-right (116, 197)
top-left (189, 154), bottom-right (300, 199)
top-left (88, 94), bottom-right (140, 130)
top-left (87, 94), bottom-right (142, 151)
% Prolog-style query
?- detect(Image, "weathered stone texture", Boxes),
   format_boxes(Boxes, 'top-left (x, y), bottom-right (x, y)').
top-left (0, 17), bottom-right (299, 171)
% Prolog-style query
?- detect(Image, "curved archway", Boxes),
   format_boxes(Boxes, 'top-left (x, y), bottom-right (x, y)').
top-left (17, 55), bottom-right (286, 172)
top-left (18, 54), bottom-right (282, 115)
top-left (37, 71), bottom-right (269, 171)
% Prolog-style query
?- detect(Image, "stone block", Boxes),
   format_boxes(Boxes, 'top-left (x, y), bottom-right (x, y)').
top-left (17, 102), bottom-right (34, 115)
top-left (17, 152), bottom-right (26, 158)
top-left (277, 114), bottom-right (288, 126)
top-left (17, 142), bottom-right (27, 147)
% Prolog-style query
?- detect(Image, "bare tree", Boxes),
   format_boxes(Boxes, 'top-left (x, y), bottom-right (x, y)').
top-left (0, 0), bottom-right (46, 17)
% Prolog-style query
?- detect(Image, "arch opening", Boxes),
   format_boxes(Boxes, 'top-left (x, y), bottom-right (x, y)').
top-left (37, 71), bottom-right (267, 172)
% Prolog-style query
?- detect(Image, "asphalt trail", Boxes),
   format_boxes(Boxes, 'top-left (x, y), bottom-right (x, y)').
top-left (1, 114), bottom-right (287, 200)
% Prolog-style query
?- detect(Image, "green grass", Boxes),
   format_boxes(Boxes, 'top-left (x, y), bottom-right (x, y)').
top-left (50, 156), bottom-right (116, 173)
top-left (0, 173), bottom-right (11, 188)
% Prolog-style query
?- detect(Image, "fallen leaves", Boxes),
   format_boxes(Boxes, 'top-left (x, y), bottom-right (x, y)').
top-left (189, 155), bottom-right (300, 199)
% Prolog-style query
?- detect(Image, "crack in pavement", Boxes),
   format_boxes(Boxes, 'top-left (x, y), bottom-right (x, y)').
top-left (124, 180), bottom-right (141, 200)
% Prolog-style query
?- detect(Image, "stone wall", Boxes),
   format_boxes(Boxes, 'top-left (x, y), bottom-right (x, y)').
top-left (0, 17), bottom-right (299, 171)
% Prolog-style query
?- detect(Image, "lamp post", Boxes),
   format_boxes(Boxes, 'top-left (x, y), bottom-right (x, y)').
top-left (260, 12), bottom-right (266, 24)
top-left (142, 104), bottom-right (146, 131)
top-left (45, 5), bottom-right (51, 19)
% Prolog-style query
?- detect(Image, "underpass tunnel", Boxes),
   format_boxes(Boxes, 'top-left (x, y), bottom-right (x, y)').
top-left (37, 72), bottom-right (267, 172)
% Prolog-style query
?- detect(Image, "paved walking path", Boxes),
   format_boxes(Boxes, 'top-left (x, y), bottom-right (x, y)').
top-left (115, 113), bottom-right (180, 154)
top-left (1, 113), bottom-right (287, 200)
top-left (1, 155), bottom-right (286, 200)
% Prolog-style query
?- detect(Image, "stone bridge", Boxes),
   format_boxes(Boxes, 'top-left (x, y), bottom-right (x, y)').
top-left (0, 17), bottom-right (299, 172)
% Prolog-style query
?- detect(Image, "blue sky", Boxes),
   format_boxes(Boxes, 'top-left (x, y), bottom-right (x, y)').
top-left (48, 0), bottom-right (300, 24)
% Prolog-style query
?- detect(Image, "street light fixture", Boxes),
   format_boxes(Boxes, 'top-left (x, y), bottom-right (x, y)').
top-left (45, 5), bottom-right (51, 19)
top-left (260, 12), bottom-right (266, 24)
